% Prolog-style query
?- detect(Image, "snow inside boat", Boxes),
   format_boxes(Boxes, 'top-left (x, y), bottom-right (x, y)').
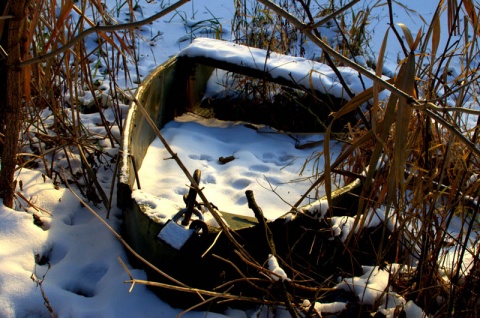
top-left (117, 38), bottom-right (373, 308)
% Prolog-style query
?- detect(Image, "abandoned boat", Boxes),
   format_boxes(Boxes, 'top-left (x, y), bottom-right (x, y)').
top-left (117, 38), bottom-right (392, 310)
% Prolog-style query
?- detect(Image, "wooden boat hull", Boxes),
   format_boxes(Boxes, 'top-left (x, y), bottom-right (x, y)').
top-left (117, 38), bottom-right (375, 309)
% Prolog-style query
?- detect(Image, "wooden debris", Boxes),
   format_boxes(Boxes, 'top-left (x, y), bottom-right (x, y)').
top-left (218, 155), bottom-right (235, 164)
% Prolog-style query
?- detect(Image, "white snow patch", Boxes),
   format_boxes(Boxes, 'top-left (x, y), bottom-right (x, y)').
top-left (300, 198), bottom-right (329, 218)
top-left (302, 299), bottom-right (347, 314)
top-left (336, 265), bottom-right (427, 317)
top-left (330, 208), bottom-right (385, 242)
top-left (267, 254), bottom-right (290, 282)
top-left (131, 189), bottom-right (180, 223)
top-left (337, 265), bottom-right (390, 305)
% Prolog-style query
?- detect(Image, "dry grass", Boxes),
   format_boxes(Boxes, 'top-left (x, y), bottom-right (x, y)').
top-left (233, 0), bottom-right (480, 316)
top-left (299, 1), bottom-right (479, 316)
top-left (14, 0), bottom-right (158, 213)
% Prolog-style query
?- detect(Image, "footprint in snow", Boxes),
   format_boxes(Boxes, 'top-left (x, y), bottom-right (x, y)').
top-left (259, 152), bottom-right (292, 166)
top-left (249, 164), bottom-right (270, 173)
top-left (231, 178), bottom-right (251, 190)
top-left (203, 174), bottom-right (217, 184)
top-left (62, 263), bottom-right (108, 298)
top-left (35, 242), bottom-right (68, 266)
top-left (62, 210), bottom-right (94, 226)
top-left (188, 154), bottom-right (214, 162)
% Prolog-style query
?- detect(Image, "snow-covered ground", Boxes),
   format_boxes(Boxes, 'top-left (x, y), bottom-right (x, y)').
top-left (0, 0), bottom-right (461, 317)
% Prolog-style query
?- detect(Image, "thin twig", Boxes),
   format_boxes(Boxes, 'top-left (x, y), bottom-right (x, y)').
top-left (201, 230), bottom-right (222, 258)
top-left (106, 152), bottom-right (120, 219)
top-left (246, 190), bottom-right (276, 255)
top-left (214, 277), bottom-right (268, 291)
top-left (176, 286), bottom-right (234, 318)
top-left (129, 154), bottom-right (141, 190)
top-left (30, 272), bottom-right (55, 318)
top-left (77, 143), bottom-right (110, 211)
top-left (211, 253), bottom-right (269, 293)
top-left (233, 249), bottom-right (283, 282)
top-left (15, 191), bottom-right (52, 216)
